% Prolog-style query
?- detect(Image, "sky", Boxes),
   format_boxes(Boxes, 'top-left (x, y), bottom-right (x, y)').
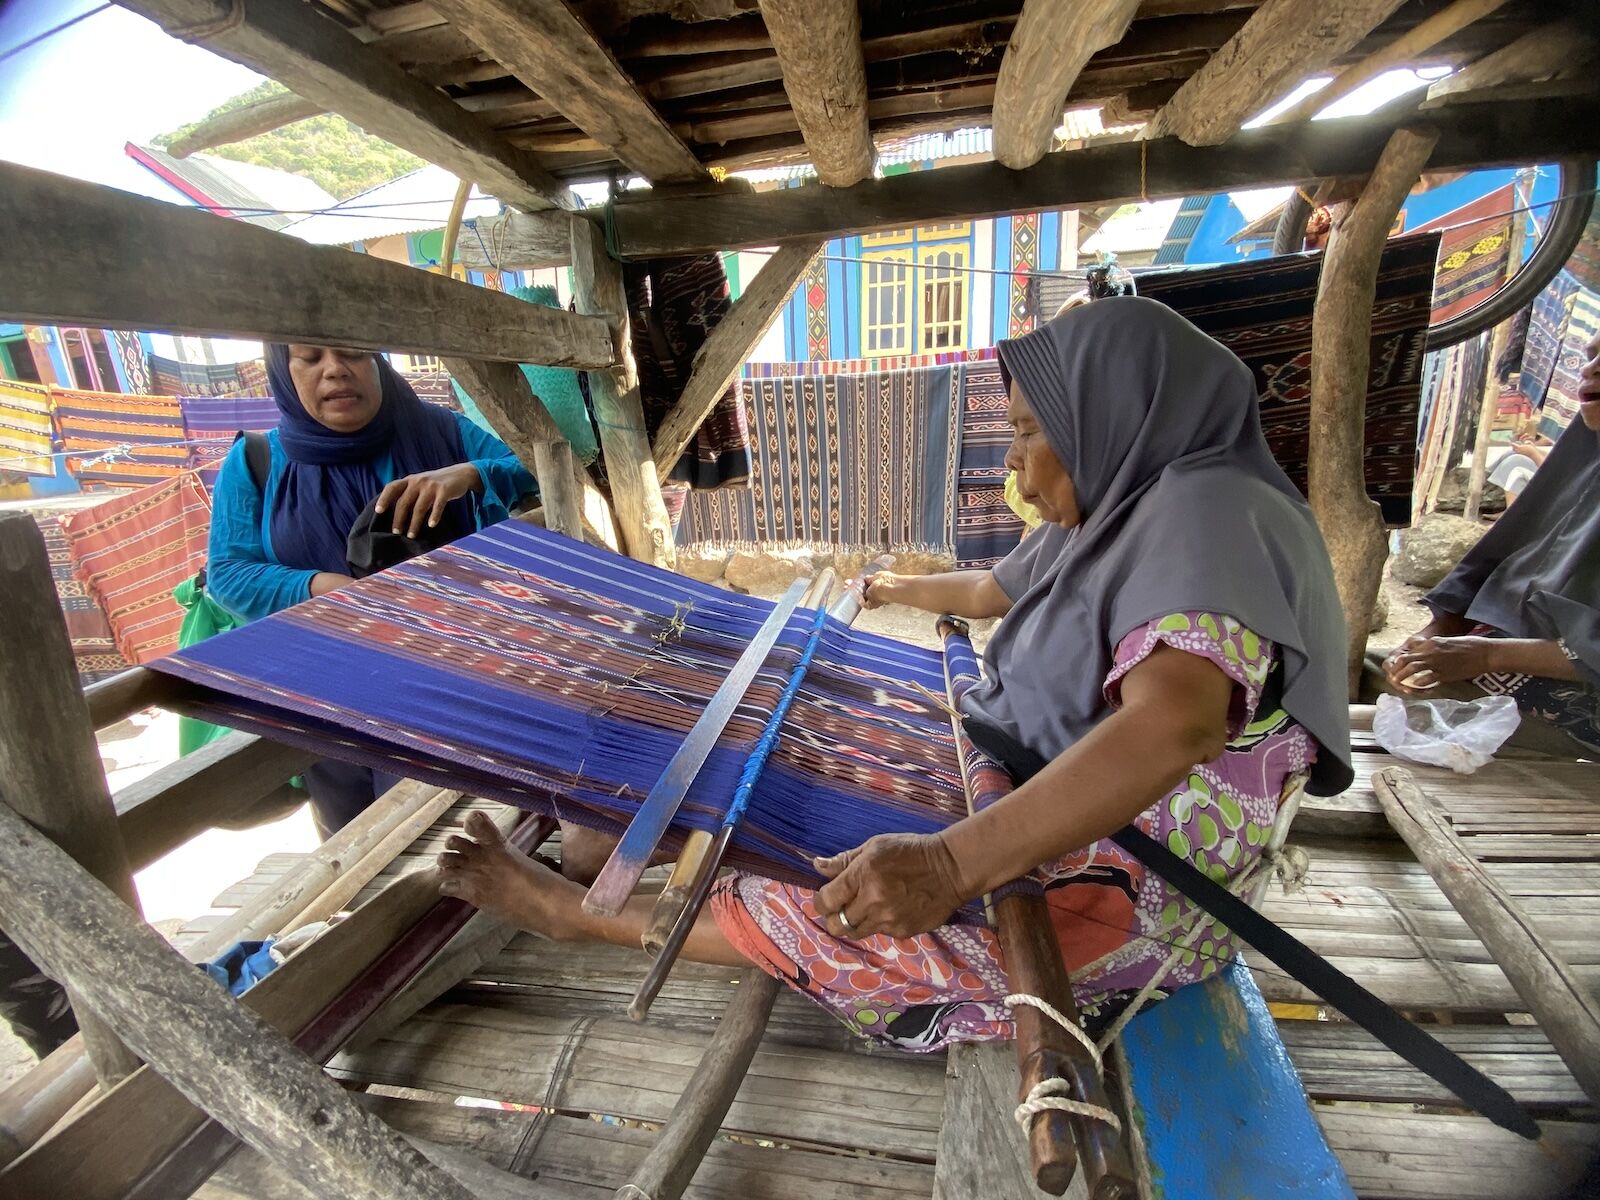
top-left (0, 0), bottom-right (263, 197)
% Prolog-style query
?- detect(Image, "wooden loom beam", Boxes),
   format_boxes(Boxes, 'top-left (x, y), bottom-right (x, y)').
top-left (1425, 18), bottom-right (1598, 105)
top-left (570, 218), bottom-right (678, 568)
top-left (1144, 0), bottom-right (1407, 146)
top-left (0, 805), bottom-right (474, 1200)
top-left (756, 0), bottom-right (874, 187)
top-left (0, 161), bottom-right (615, 367)
top-left (165, 90), bottom-right (323, 157)
top-left (991, 0), bottom-right (1141, 171)
top-left (1308, 122), bottom-right (1438, 698)
top-left (114, 0), bottom-right (572, 212)
top-left (0, 514), bottom-right (140, 1087)
top-left (650, 239), bottom-right (823, 482)
top-left (428, 0), bottom-right (706, 184)
top-left (1374, 769), bottom-right (1600, 1103)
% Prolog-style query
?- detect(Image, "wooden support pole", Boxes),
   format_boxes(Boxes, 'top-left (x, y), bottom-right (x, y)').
top-left (0, 161), bottom-right (614, 366)
top-left (756, 0), bottom-right (874, 187)
top-left (1463, 170), bottom-right (1532, 523)
top-left (428, 0), bottom-right (705, 184)
top-left (84, 664), bottom-right (188, 730)
top-left (651, 239), bottom-right (823, 481)
top-left (166, 90), bottom-right (323, 157)
top-left (116, 0), bottom-right (570, 211)
top-left (1373, 768), bottom-right (1600, 1103)
top-left (615, 970), bottom-right (781, 1200)
top-left (991, 0), bottom-right (1141, 170)
top-left (0, 1040), bottom-right (95, 1168)
top-left (1145, 0), bottom-right (1405, 146)
top-left (0, 513), bottom-right (139, 1086)
top-left (570, 219), bottom-right (677, 568)
top-left (1271, 0), bottom-right (1513, 127)
top-left (437, 177), bottom-right (473, 282)
top-left (0, 805), bottom-right (472, 1200)
top-left (457, 209), bottom-right (581, 272)
top-left (442, 356), bottom-right (595, 543)
top-left (1308, 124), bottom-right (1438, 699)
top-left (114, 731), bottom-right (314, 871)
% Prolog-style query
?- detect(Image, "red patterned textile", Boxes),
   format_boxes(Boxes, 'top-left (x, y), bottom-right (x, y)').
top-left (60, 474), bottom-right (210, 664)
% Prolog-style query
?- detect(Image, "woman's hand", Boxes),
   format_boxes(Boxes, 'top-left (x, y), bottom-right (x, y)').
top-left (861, 572), bottom-right (906, 610)
top-left (812, 833), bottom-right (967, 940)
top-left (375, 464), bottom-right (483, 538)
top-left (1384, 634), bottom-right (1500, 691)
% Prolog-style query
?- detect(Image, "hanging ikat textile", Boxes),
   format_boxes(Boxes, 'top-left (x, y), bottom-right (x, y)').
top-left (60, 473), bottom-right (210, 664)
top-left (54, 388), bottom-right (189, 488)
top-left (952, 360), bottom-right (1017, 568)
top-left (178, 395), bottom-right (279, 491)
top-left (0, 379), bottom-right (57, 477)
top-left (32, 509), bottom-right (131, 683)
top-left (678, 366), bottom-right (960, 551)
top-left (148, 354), bottom-right (267, 398)
top-left (1413, 185), bottom-right (1515, 323)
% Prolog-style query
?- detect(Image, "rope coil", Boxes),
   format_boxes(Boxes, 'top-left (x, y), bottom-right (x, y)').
top-left (1004, 992), bottom-right (1122, 1135)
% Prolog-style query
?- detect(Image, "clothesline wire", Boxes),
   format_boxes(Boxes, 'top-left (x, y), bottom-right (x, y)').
top-left (0, 3), bottom-right (110, 66)
top-left (0, 433), bottom-right (241, 474)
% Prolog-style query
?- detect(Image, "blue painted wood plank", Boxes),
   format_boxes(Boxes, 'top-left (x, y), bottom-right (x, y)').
top-left (1120, 961), bottom-right (1355, 1200)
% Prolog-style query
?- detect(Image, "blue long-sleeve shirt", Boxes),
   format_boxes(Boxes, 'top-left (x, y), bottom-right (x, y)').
top-left (208, 414), bottom-right (536, 623)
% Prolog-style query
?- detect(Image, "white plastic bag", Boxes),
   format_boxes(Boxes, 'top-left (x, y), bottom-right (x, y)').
top-left (1372, 693), bottom-right (1521, 775)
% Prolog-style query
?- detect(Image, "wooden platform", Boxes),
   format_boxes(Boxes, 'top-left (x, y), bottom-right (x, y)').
top-left (187, 740), bottom-right (1600, 1200)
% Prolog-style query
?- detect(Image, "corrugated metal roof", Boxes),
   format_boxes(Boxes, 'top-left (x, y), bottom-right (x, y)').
top-left (278, 164), bottom-right (500, 246)
top-left (127, 144), bottom-right (337, 231)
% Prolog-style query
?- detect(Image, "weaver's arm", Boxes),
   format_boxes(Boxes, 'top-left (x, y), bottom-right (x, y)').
top-left (206, 439), bottom-right (328, 622)
top-left (863, 570), bottom-right (1013, 619)
top-left (814, 644), bottom-right (1234, 939)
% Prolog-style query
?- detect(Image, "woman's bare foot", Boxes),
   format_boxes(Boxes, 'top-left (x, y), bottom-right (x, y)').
top-left (438, 811), bottom-right (591, 940)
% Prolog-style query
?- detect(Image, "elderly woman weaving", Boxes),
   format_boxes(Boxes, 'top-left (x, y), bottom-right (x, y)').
top-left (208, 343), bottom-right (535, 835)
top-left (439, 298), bottom-right (1352, 1047)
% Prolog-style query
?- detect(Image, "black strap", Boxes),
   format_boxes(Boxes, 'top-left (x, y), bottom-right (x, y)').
top-left (238, 430), bottom-right (271, 492)
top-left (963, 715), bottom-right (1539, 1140)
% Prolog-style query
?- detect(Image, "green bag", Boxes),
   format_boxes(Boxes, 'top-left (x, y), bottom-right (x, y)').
top-left (174, 573), bottom-right (240, 757)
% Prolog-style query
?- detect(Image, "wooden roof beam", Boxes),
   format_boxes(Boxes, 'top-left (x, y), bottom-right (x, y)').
top-left (992, 0), bottom-right (1142, 170)
top-left (166, 91), bottom-right (323, 157)
top-left (115, 0), bottom-right (573, 210)
top-left (1424, 18), bottom-right (1597, 105)
top-left (601, 96), bottom-right (1600, 257)
top-left (425, 0), bottom-right (706, 183)
top-left (1270, 0), bottom-right (1513, 127)
top-left (757, 0), bottom-right (873, 186)
top-left (1145, 0), bottom-right (1406, 146)
top-left (0, 162), bottom-right (614, 367)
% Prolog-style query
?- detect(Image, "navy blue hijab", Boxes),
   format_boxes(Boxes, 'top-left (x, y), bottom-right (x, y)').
top-left (266, 344), bottom-right (474, 573)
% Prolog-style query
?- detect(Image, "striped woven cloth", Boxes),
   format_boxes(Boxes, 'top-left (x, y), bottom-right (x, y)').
top-left (178, 395), bottom-right (277, 490)
top-left (0, 379), bottom-right (56, 478)
top-left (32, 507), bottom-right (131, 683)
top-left (60, 473), bottom-right (210, 664)
top-left (54, 388), bottom-right (188, 488)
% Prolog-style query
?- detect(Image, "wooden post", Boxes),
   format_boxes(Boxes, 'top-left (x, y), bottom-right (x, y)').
top-left (570, 218), bottom-right (677, 568)
top-left (756, 0), bottom-right (873, 187)
top-left (991, 0), bottom-right (1141, 170)
top-left (442, 355), bottom-right (593, 542)
top-left (650, 239), bottom-right (823, 480)
top-left (0, 513), bottom-right (139, 1086)
top-left (1463, 169), bottom-right (1533, 522)
top-left (1373, 769), bottom-right (1600, 1103)
top-left (1308, 125), bottom-right (1438, 698)
top-left (615, 970), bottom-right (781, 1200)
top-left (0, 804), bottom-right (472, 1200)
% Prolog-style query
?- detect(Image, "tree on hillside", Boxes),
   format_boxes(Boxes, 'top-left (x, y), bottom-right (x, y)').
top-left (155, 82), bottom-right (424, 200)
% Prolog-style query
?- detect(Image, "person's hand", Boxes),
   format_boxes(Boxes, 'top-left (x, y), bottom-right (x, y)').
top-left (861, 572), bottom-right (906, 610)
top-left (375, 464), bottom-right (482, 538)
top-left (812, 833), bottom-right (966, 940)
top-left (1384, 634), bottom-right (1501, 692)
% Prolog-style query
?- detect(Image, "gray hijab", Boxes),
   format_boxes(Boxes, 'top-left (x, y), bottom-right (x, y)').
top-left (961, 296), bottom-right (1353, 795)
top-left (1425, 419), bottom-right (1600, 686)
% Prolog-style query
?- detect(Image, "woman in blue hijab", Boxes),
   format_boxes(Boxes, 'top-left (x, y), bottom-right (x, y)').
top-left (208, 343), bottom-right (536, 834)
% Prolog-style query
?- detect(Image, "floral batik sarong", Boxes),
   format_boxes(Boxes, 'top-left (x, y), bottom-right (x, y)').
top-left (711, 610), bottom-right (1317, 1052)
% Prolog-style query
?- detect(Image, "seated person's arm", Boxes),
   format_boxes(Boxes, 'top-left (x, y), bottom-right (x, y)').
top-left (813, 644), bottom-right (1234, 937)
top-left (207, 442), bottom-right (336, 621)
top-left (1386, 603), bottom-right (1581, 689)
top-left (863, 569), bottom-right (1013, 619)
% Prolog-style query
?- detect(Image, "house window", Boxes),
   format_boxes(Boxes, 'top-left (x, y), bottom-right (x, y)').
top-left (862, 250), bottom-right (913, 354)
top-left (0, 338), bottom-right (41, 383)
top-left (857, 225), bottom-right (973, 356)
top-left (88, 331), bottom-right (120, 392)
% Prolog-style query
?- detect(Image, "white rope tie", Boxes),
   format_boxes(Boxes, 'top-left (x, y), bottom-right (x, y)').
top-left (1003, 993), bottom-right (1122, 1136)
